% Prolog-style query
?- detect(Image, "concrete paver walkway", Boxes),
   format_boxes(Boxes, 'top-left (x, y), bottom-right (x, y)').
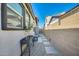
top-left (23, 34), bottom-right (62, 56)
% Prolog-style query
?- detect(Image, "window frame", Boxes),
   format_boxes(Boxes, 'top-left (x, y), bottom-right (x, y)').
top-left (1, 3), bottom-right (25, 30)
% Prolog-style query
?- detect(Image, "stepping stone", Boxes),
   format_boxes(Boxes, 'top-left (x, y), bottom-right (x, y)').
top-left (42, 39), bottom-right (48, 42)
top-left (37, 37), bottom-right (43, 43)
top-left (43, 42), bottom-right (50, 46)
top-left (42, 37), bottom-right (46, 39)
top-left (45, 47), bottom-right (58, 54)
top-left (43, 38), bottom-right (47, 40)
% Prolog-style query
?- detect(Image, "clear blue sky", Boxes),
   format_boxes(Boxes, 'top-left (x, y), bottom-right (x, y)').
top-left (31, 3), bottom-right (79, 28)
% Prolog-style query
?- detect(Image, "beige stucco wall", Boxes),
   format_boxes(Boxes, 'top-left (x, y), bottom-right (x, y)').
top-left (45, 11), bottom-right (79, 30)
top-left (45, 22), bottom-right (59, 30)
top-left (60, 12), bottom-right (79, 29)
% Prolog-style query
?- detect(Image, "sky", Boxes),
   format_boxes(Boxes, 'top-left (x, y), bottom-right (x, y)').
top-left (31, 3), bottom-right (79, 29)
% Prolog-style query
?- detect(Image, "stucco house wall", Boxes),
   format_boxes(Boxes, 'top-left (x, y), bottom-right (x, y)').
top-left (0, 4), bottom-right (35, 56)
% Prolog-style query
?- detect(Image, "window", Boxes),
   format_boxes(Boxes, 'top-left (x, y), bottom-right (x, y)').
top-left (1, 3), bottom-right (24, 30)
top-left (7, 3), bottom-right (23, 16)
top-left (7, 6), bottom-right (23, 29)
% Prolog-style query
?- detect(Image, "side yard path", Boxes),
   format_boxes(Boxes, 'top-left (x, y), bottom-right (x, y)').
top-left (23, 34), bottom-right (62, 56)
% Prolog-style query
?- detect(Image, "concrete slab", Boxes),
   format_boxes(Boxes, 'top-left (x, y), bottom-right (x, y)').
top-left (45, 46), bottom-right (59, 54)
top-left (43, 42), bottom-right (50, 46)
top-left (37, 37), bottom-right (43, 43)
top-left (42, 39), bottom-right (48, 42)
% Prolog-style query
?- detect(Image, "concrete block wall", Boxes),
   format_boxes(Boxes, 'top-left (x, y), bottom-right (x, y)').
top-left (44, 29), bottom-right (79, 55)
